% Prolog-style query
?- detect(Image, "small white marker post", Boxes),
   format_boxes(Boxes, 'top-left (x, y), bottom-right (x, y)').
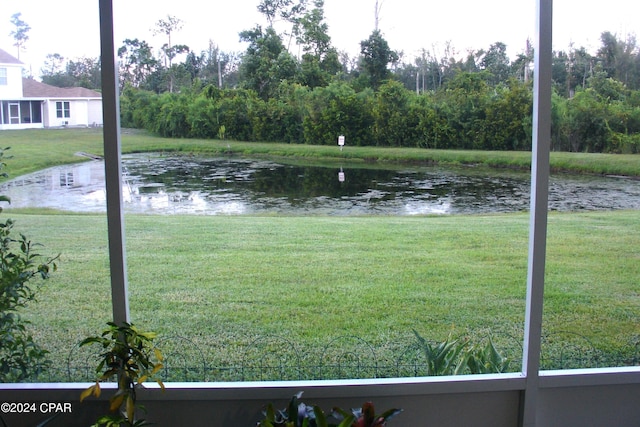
top-left (338, 135), bottom-right (345, 151)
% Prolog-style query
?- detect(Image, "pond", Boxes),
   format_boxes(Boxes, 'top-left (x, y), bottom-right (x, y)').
top-left (1, 153), bottom-right (639, 215)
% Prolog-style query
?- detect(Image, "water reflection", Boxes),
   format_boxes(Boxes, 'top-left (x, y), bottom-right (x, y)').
top-left (1, 153), bottom-right (638, 215)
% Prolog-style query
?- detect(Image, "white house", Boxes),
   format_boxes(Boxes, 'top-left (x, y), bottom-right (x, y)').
top-left (0, 47), bottom-right (102, 130)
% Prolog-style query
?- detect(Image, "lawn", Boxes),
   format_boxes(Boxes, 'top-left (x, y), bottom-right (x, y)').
top-left (9, 210), bottom-right (640, 381)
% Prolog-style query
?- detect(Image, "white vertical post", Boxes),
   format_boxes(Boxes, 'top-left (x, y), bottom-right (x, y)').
top-left (520, 0), bottom-right (553, 425)
top-left (99, 0), bottom-right (130, 325)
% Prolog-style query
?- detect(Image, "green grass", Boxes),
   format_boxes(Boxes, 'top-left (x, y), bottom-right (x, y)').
top-left (0, 128), bottom-right (639, 179)
top-left (7, 210), bottom-right (639, 380)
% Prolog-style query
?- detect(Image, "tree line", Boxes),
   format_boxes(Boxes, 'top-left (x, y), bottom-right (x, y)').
top-left (12, 0), bottom-right (640, 153)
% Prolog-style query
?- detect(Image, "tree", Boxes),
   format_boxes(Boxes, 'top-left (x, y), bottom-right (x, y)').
top-left (483, 79), bottom-right (533, 150)
top-left (258, 0), bottom-right (294, 27)
top-left (374, 0), bottom-right (384, 31)
top-left (41, 56), bottom-right (101, 90)
top-left (360, 30), bottom-right (398, 89)
top-left (550, 44), bottom-right (595, 98)
top-left (258, 0), bottom-right (307, 29)
top-left (153, 15), bottom-right (183, 66)
top-left (511, 39), bottom-right (533, 82)
top-left (403, 44), bottom-right (462, 93)
top-left (41, 53), bottom-right (65, 77)
top-left (568, 45), bottom-right (595, 94)
top-left (588, 71), bottom-right (627, 102)
top-left (618, 34), bottom-right (640, 90)
top-left (199, 40), bottom-right (222, 87)
top-left (117, 38), bottom-right (160, 91)
top-left (153, 15), bottom-right (189, 92)
top-left (551, 50), bottom-right (570, 96)
top-left (597, 31), bottom-right (620, 80)
top-left (66, 57), bottom-right (102, 90)
top-left (565, 88), bottom-right (609, 152)
top-left (9, 12), bottom-right (30, 60)
top-left (258, 0), bottom-right (308, 49)
top-left (596, 31), bottom-right (640, 89)
top-left (183, 51), bottom-right (204, 82)
top-left (190, 41), bottom-right (241, 89)
top-left (239, 25), bottom-right (297, 99)
top-left (438, 71), bottom-right (491, 149)
top-left (479, 42), bottom-right (510, 85)
top-left (373, 80), bottom-right (418, 146)
top-left (296, 0), bottom-right (340, 88)
top-left (296, 0), bottom-right (331, 57)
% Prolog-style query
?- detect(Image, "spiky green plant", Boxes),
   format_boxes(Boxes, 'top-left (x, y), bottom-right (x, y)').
top-left (412, 330), bottom-right (466, 376)
top-left (460, 338), bottom-right (511, 374)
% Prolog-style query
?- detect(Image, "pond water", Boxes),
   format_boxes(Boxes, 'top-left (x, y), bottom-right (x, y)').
top-left (1, 153), bottom-right (639, 215)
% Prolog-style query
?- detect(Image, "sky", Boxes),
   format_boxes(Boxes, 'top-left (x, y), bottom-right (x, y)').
top-left (1, 0), bottom-right (638, 79)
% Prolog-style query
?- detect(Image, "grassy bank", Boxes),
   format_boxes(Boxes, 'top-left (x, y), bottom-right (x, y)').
top-left (0, 128), bottom-right (639, 178)
top-left (8, 210), bottom-right (639, 380)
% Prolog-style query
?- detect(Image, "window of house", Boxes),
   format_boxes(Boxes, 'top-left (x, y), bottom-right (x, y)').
top-left (56, 101), bottom-right (70, 118)
top-left (0, 68), bottom-right (7, 85)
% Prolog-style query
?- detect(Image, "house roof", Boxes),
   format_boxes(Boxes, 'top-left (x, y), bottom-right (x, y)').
top-left (22, 78), bottom-right (101, 98)
top-left (0, 48), bottom-right (23, 65)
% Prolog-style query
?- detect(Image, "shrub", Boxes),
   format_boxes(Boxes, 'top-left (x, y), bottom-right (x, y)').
top-left (80, 322), bottom-right (165, 427)
top-left (0, 147), bottom-right (57, 382)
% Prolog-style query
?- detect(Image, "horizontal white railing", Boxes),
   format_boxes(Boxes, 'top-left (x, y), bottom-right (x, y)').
top-left (1, 368), bottom-right (639, 426)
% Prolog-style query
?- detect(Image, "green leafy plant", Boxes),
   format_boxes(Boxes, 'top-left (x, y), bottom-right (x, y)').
top-left (0, 147), bottom-right (57, 382)
top-left (257, 392), bottom-right (401, 427)
top-left (80, 322), bottom-right (165, 427)
top-left (461, 338), bottom-right (511, 374)
top-left (0, 218), bottom-right (57, 381)
top-left (413, 330), bottom-right (512, 375)
top-left (412, 330), bottom-right (466, 376)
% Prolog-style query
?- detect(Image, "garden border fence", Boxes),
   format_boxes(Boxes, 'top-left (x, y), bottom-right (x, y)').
top-left (24, 330), bottom-right (639, 383)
